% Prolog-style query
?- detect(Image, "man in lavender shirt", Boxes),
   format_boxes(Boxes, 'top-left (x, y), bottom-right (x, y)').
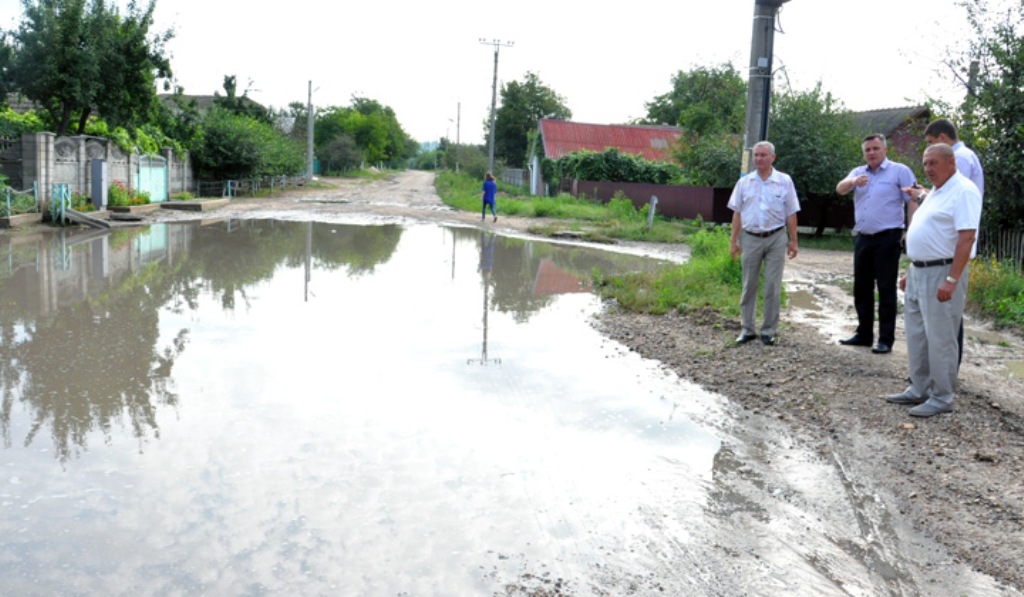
top-left (835, 134), bottom-right (917, 355)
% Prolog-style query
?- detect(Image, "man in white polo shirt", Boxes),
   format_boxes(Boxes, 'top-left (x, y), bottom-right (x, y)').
top-left (728, 141), bottom-right (801, 347)
top-left (886, 144), bottom-right (982, 417)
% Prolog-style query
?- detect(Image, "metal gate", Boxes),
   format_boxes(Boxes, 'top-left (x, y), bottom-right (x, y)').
top-left (137, 154), bottom-right (168, 203)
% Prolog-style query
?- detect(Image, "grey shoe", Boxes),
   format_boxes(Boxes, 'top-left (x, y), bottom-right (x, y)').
top-left (909, 401), bottom-right (953, 418)
top-left (885, 392), bottom-right (927, 405)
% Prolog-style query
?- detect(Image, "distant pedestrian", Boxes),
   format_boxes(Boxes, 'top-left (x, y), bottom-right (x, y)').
top-left (482, 172), bottom-right (497, 223)
top-left (728, 141), bottom-right (801, 347)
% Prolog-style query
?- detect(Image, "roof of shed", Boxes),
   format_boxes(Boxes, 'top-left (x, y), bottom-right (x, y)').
top-left (538, 119), bottom-right (682, 162)
top-left (850, 105), bottom-right (931, 136)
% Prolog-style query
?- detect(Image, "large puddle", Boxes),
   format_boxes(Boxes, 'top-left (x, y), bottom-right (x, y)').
top-left (0, 220), bottom-right (1008, 595)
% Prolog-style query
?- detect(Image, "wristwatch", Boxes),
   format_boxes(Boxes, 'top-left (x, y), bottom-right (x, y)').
top-left (946, 276), bottom-right (958, 284)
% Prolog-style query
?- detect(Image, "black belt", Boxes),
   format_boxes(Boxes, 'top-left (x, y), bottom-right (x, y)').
top-left (911, 258), bottom-right (954, 268)
top-left (858, 228), bottom-right (902, 238)
top-left (744, 227), bottom-right (783, 238)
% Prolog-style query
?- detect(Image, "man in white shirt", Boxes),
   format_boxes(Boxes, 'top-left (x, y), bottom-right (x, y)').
top-left (887, 144), bottom-right (982, 417)
top-left (911, 118), bottom-right (985, 367)
top-left (727, 141), bottom-right (801, 347)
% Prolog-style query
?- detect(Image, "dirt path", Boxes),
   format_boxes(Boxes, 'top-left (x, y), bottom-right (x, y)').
top-left (143, 171), bottom-right (1024, 591)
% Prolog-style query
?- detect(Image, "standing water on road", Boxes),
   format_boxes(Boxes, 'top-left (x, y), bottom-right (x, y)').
top-left (0, 220), bottom-right (1007, 595)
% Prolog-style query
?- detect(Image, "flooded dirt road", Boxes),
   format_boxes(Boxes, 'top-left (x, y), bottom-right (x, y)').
top-left (2, 171), bottom-right (1022, 595)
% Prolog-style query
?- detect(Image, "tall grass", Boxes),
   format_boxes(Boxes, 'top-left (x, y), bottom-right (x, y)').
top-left (596, 227), bottom-right (742, 315)
top-left (968, 257), bottom-right (1024, 329)
top-left (434, 171), bottom-right (688, 243)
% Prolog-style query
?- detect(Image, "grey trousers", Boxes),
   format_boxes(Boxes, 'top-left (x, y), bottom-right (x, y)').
top-left (902, 263), bottom-right (968, 407)
top-left (739, 230), bottom-right (788, 336)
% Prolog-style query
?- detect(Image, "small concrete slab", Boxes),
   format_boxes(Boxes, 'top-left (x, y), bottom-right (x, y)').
top-left (161, 199), bottom-right (229, 212)
top-left (0, 212), bottom-right (44, 229)
top-left (108, 203), bottom-right (162, 214)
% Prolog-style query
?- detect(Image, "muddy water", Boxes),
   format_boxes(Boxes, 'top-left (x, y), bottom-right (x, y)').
top-left (0, 220), bottom-right (1007, 595)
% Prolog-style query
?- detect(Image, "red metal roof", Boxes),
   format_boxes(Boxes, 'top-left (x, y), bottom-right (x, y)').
top-left (538, 119), bottom-right (682, 162)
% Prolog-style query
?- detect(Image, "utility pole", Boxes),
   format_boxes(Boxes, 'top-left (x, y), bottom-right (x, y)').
top-left (741, 0), bottom-right (791, 174)
top-left (480, 39), bottom-right (513, 175)
top-left (307, 80), bottom-right (314, 180)
top-left (456, 101), bottom-right (461, 174)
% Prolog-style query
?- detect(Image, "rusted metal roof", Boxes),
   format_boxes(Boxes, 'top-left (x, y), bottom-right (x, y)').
top-left (538, 119), bottom-right (682, 162)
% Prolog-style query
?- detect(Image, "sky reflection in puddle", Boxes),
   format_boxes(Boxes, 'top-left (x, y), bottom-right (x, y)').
top-left (0, 220), bottom-right (726, 594)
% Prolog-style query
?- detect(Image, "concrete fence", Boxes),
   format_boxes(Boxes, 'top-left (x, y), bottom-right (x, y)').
top-left (0, 132), bottom-right (193, 214)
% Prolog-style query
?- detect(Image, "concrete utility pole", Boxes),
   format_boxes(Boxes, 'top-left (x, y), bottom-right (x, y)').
top-left (742, 0), bottom-right (791, 173)
top-left (456, 101), bottom-right (461, 174)
top-left (307, 80), bottom-right (314, 180)
top-left (480, 39), bottom-right (514, 175)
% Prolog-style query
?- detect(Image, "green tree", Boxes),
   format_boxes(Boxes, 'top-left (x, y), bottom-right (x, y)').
top-left (191, 106), bottom-right (304, 179)
top-left (674, 134), bottom-right (744, 188)
top-left (952, 0), bottom-right (1024, 229)
top-left (214, 74), bottom-right (271, 123)
top-left (9, 0), bottom-right (172, 136)
top-left (768, 83), bottom-right (861, 235)
top-left (89, 0), bottom-right (172, 133)
top-left (493, 72), bottom-right (571, 168)
top-left (314, 97), bottom-right (416, 167)
top-left (652, 64), bottom-right (747, 188)
top-left (640, 64), bottom-right (746, 134)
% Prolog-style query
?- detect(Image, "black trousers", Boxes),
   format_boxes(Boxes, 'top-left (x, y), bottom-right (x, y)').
top-left (853, 229), bottom-right (903, 345)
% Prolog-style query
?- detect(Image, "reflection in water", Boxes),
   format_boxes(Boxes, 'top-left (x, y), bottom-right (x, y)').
top-left (1, 221), bottom-right (663, 463)
top-left (2, 219), bottom-right (722, 595)
top-left (469, 231), bottom-right (500, 365)
top-left (0, 220), bottom-right (406, 462)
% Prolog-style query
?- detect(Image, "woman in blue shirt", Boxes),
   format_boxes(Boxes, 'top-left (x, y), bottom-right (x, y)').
top-left (482, 172), bottom-right (497, 222)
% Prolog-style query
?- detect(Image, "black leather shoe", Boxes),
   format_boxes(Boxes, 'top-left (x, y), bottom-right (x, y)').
top-left (735, 333), bottom-right (758, 345)
top-left (871, 342), bottom-right (892, 354)
top-left (839, 335), bottom-right (872, 347)
top-left (761, 334), bottom-right (776, 346)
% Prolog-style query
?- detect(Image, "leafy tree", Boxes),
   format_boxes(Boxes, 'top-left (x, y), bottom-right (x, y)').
top-left (314, 97), bottom-right (416, 167)
top-left (768, 83), bottom-right (861, 235)
top-left (0, 32), bottom-right (14, 101)
top-left (191, 106), bottom-right (304, 179)
top-left (9, 0), bottom-right (173, 136)
top-left (89, 0), bottom-right (172, 133)
top-left (640, 64), bottom-right (746, 134)
top-left (653, 64), bottom-right (747, 188)
top-left (320, 133), bottom-right (362, 173)
top-left (493, 72), bottom-right (571, 168)
top-left (951, 0), bottom-right (1024, 229)
top-left (674, 134), bottom-right (743, 188)
top-left (214, 74), bottom-right (271, 123)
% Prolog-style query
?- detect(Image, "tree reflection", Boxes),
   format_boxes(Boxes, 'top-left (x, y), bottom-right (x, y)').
top-left (0, 220), bottom-right (405, 464)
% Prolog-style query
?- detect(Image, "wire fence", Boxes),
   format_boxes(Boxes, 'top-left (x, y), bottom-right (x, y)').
top-left (1, 184), bottom-right (39, 217)
top-left (194, 175), bottom-right (308, 199)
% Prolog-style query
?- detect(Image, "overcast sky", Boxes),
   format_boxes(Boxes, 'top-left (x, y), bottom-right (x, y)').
top-left (0, 0), bottom-right (984, 145)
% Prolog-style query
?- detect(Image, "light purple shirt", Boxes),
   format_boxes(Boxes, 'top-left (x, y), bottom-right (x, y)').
top-left (847, 158), bottom-right (916, 234)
